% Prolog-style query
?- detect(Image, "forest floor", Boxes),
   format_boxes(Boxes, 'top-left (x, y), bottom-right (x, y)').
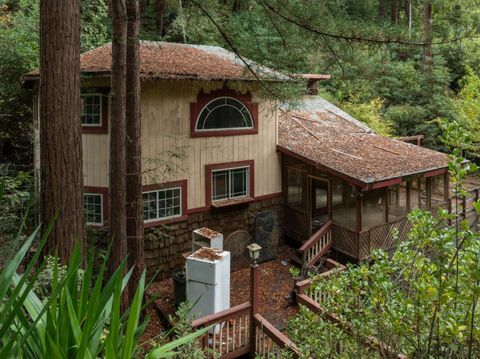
top-left (139, 245), bottom-right (299, 348)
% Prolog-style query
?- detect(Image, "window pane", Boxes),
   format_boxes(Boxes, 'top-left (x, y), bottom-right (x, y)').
top-left (213, 170), bottom-right (229, 201)
top-left (231, 168), bottom-right (248, 198)
top-left (388, 183), bottom-right (407, 221)
top-left (143, 192), bottom-right (158, 220)
top-left (143, 188), bottom-right (181, 221)
top-left (286, 166), bottom-right (306, 209)
top-left (84, 193), bottom-right (102, 224)
top-left (197, 97), bottom-right (253, 130)
top-left (362, 188), bottom-right (386, 230)
top-left (331, 179), bottom-right (357, 231)
top-left (430, 175), bottom-right (446, 208)
top-left (81, 95), bottom-right (102, 125)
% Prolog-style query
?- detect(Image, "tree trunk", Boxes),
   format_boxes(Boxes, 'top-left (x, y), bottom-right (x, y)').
top-left (156, 0), bottom-right (165, 36)
top-left (391, 0), bottom-right (399, 25)
top-left (126, 0), bottom-right (144, 301)
top-left (109, 0), bottom-right (129, 303)
top-left (378, 0), bottom-right (386, 20)
top-left (423, 1), bottom-right (432, 63)
top-left (40, 0), bottom-right (85, 262)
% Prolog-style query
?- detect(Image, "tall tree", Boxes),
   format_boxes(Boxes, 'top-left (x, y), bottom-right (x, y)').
top-left (423, 1), bottom-right (432, 63)
top-left (39, 0), bottom-right (85, 261)
top-left (156, 0), bottom-right (165, 36)
top-left (109, 0), bottom-right (129, 304)
top-left (126, 0), bottom-right (144, 300)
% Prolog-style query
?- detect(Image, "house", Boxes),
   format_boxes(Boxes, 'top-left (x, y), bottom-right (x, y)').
top-left (24, 41), bottom-right (449, 278)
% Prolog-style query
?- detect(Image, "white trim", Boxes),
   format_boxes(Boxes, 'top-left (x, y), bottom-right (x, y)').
top-left (143, 186), bottom-right (183, 223)
top-left (84, 192), bottom-right (103, 226)
top-left (195, 96), bottom-right (253, 131)
top-left (211, 166), bottom-right (250, 202)
top-left (80, 94), bottom-right (103, 127)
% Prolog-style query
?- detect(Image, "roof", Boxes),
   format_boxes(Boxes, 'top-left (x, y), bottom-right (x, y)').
top-left (277, 97), bottom-right (449, 188)
top-left (22, 41), bottom-right (289, 83)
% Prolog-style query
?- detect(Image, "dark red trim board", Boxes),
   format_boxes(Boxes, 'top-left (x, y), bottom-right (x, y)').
top-left (190, 89), bottom-right (259, 138)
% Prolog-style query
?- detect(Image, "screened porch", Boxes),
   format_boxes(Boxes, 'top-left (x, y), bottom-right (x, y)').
top-left (282, 154), bottom-right (449, 261)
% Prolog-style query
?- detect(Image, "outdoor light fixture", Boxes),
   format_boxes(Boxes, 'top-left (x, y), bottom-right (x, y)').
top-left (247, 242), bottom-right (262, 265)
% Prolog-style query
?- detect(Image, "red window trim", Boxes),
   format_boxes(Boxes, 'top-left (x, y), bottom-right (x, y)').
top-left (142, 180), bottom-right (188, 228)
top-left (205, 160), bottom-right (255, 208)
top-left (81, 88), bottom-right (109, 134)
top-left (84, 186), bottom-right (109, 227)
top-left (190, 89), bottom-right (259, 138)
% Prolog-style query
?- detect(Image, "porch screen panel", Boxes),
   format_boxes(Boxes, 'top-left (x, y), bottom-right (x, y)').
top-left (331, 178), bottom-right (357, 231)
top-left (362, 188), bottom-right (386, 230)
top-left (286, 165), bottom-right (307, 210)
top-left (388, 183), bottom-right (407, 221)
top-left (410, 178), bottom-right (427, 210)
top-left (430, 175), bottom-right (446, 208)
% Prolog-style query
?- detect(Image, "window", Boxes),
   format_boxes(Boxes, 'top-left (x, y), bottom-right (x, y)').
top-left (84, 193), bottom-right (103, 225)
top-left (143, 187), bottom-right (182, 222)
top-left (196, 97), bottom-right (253, 131)
top-left (81, 94), bottom-right (102, 126)
top-left (212, 167), bottom-right (249, 201)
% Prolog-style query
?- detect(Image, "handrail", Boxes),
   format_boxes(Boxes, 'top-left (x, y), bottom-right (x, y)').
top-left (297, 294), bottom-right (407, 359)
top-left (254, 314), bottom-right (301, 357)
top-left (299, 220), bottom-right (332, 252)
top-left (294, 259), bottom-right (346, 295)
top-left (191, 302), bottom-right (251, 328)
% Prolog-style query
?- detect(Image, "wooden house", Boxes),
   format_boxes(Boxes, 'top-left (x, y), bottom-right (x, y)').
top-left (24, 41), bottom-right (449, 278)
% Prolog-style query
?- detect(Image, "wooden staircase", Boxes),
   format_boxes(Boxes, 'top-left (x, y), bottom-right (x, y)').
top-left (292, 221), bottom-right (333, 270)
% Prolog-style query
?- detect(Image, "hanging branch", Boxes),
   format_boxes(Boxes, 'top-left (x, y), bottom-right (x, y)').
top-left (258, 0), bottom-right (477, 46)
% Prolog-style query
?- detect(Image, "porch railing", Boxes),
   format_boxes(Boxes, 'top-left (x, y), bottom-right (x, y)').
top-left (298, 220), bottom-right (332, 267)
top-left (254, 314), bottom-right (301, 358)
top-left (191, 302), bottom-right (302, 358)
top-left (192, 302), bottom-right (252, 358)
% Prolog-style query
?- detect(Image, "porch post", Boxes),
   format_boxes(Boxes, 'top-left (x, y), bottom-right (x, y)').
top-left (250, 263), bottom-right (259, 355)
top-left (355, 190), bottom-right (362, 261)
top-left (406, 181), bottom-right (411, 212)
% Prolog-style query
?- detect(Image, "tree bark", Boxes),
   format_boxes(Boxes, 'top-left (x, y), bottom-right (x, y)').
top-left (423, 1), bottom-right (432, 64)
top-left (109, 0), bottom-right (129, 302)
top-left (126, 0), bottom-right (144, 301)
top-left (391, 0), bottom-right (399, 25)
top-left (156, 0), bottom-right (165, 36)
top-left (40, 0), bottom-right (85, 262)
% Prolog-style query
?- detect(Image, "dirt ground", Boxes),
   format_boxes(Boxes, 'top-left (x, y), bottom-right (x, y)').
top-left (139, 245), bottom-right (299, 347)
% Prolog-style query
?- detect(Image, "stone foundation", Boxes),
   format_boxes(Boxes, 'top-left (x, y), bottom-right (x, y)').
top-left (144, 196), bottom-right (284, 280)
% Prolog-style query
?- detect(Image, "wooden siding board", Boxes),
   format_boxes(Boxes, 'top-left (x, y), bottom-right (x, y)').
top-left (82, 80), bottom-right (282, 209)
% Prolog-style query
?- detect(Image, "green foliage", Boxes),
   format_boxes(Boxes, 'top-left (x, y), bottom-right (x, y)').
top-left (0, 221), bottom-right (206, 358)
top-left (0, 164), bottom-right (33, 265)
top-left (80, 0), bottom-right (110, 52)
top-left (339, 97), bottom-right (393, 136)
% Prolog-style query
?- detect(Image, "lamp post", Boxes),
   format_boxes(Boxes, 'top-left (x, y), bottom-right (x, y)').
top-left (247, 243), bottom-right (262, 355)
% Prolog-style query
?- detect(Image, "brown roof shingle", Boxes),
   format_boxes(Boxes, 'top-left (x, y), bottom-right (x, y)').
top-left (278, 97), bottom-right (448, 188)
top-left (23, 41), bottom-right (288, 82)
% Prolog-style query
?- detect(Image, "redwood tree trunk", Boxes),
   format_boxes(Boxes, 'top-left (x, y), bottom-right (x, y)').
top-left (391, 0), bottom-right (399, 25)
top-left (40, 0), bottom-right (85, 262)
top-left (126, 0), bottom-right (144, 299)
top-left (423, 1), bottom-right (432, 63)
top-left (156, 0), bottom-right (165, 36)
top-left (109, 0), bottom-right (129, 298)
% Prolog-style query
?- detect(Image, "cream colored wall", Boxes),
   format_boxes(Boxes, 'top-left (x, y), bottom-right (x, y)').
top-left (82, 79), bottom-right (282, 210)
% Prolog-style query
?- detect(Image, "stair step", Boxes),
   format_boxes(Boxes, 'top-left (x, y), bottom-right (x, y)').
top-left (290, 255), bottom-right (303, 267)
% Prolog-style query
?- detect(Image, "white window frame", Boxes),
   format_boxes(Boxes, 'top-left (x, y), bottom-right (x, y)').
top-left (143, 186), bottom-right (183, 223)
top-left (81, 94), bottom-right (103, 127)
top-left (196, 96), bottom-right (254, 132)
top-left (84, 193), bottom-right (103, 226)
top-left (211, 166), bottom-right (250, 202)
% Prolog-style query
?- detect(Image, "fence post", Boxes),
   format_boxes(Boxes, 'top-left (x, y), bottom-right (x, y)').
top-left (250, 263), bottom-right (259, 355)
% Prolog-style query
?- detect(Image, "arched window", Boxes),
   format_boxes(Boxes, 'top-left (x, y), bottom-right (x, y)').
top-left (196, 97), bottom-right (253, 131)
